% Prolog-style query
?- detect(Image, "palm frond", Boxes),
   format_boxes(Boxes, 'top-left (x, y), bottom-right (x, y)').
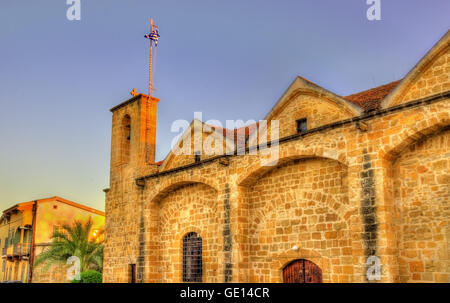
top-left (34, 219), bottom-right (104, 275)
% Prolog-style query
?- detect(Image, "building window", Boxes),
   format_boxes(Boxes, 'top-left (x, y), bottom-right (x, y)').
top-left (296, 118), bottom-right (307, 134)
top-left (194, 151), bottom-right (201, 163)
top-left (182, 232), bottom-right (202, 282)
top-left (23, 229), bottom-right (31, 244)
top-left (20, 263), bottom-right (25, 282)
top-left (13, 228), bottom-right (20, 245)
top-left (8, 230), bottom-right (14, 245)
top-left (129, 264), bottom-right (136, 283)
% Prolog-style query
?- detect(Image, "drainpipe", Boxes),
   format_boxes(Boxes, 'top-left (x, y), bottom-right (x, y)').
top-left (28, 201), bottom-right (38, 283)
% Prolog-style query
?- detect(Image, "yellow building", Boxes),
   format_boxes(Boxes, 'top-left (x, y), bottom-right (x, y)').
top-left (0, 196), bottom-right (104, 283)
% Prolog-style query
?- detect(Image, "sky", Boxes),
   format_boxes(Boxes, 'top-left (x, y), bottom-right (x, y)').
top-left (0, 0), bottom-right (449, 212)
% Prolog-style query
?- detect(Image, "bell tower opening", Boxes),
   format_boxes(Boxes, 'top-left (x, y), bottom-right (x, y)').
top-left (121, 114), bottom-right (131, 164)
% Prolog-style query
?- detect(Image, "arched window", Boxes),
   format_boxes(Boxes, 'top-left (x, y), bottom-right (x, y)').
top-left (182, 232), bottom-right (202, 282)
top-left (121, 115), bottom-right (131, 163)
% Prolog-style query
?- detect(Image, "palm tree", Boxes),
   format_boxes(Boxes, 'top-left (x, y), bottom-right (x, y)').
top-left (34, 218), bottom-right (104, 273)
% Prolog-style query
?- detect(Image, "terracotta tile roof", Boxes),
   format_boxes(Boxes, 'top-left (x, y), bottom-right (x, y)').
top-left (208, 122), bottom-right (259, 146)
top-left (343, 80), bottom-right (401, 112)
top-left (156, 80), bottom-right (402, 163)
top-left (156, 123), bottom-right (259, 165)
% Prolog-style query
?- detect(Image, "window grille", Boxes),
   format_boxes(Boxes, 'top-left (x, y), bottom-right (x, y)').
top-left (182, 232), bottom-right (202, 282)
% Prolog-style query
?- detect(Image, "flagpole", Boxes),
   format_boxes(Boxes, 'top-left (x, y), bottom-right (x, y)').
top-left (148, 19), bottom-right (153, 98)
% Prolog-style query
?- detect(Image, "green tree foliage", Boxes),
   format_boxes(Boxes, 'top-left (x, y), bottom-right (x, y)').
top-left (70, 270), bottom-right (103, 283)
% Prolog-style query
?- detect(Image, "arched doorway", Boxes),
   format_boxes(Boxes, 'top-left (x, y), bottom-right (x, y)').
top-left (283, 259), bottom-right (322, 283)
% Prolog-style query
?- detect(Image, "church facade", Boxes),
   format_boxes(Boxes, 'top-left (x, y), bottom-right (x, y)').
top-left (103, 31), bottom-right (449, 283)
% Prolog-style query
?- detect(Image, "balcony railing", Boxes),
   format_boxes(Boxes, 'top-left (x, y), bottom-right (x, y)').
top-left (2, 243), bottom-right (31, 258)
top-left (13, 243), bottom-right (31, 256)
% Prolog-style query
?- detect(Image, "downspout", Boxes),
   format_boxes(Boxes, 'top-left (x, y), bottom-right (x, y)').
top-left (28, 201), bottom-right (38, 283)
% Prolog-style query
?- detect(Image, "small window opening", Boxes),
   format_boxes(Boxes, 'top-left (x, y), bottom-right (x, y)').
top-left (296, 118), bottom-right (307, 134)
top-left (125, 124), bottom-right (131, 141)
top-left (121, 115), bottom-right (131, 164)
top-left (194, 151), bottom-right (201, 163)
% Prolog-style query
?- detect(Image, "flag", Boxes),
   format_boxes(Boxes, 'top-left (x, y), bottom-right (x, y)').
top-left (145, 29), bottom-right (160, 46)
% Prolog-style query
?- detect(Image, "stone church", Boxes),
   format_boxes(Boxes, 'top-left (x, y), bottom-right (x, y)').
top-left (103, 31), bottom-right (449, 283)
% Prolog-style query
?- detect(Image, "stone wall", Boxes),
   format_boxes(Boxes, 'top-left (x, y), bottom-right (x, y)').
top-left (104, 94), bottom-right (449, 283)
top-left (399, 47), bottom-right (449, 103)
top-left (245, 157), bottom-right (353, 282)
top-left (104, 36), bottom-right (450, 283)
top-left (158, 183), bottom-right (219, 282)
top-left (32, 263), bottom-right (68, 283)
top-left (269, 94), bottom-right (355, 139)
top-left (162, 128), bottom-right (231, 171)
top-left (392, 127), bottom-right (450, 282)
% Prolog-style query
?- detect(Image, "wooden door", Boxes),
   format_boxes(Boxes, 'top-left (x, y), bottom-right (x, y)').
top-left (283, 259), bottom-right (322, 283)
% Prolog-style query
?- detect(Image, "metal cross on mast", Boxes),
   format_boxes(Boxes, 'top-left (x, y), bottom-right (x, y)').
top-left (144, 19), bottom-right (160, 97)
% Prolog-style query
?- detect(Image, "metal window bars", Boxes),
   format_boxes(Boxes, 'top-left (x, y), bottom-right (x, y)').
top-left (182, 232), bottom-right (202, 282)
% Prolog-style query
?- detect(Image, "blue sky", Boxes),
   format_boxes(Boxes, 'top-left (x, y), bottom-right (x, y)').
top-left (0, 0), bottom-right (449, 211)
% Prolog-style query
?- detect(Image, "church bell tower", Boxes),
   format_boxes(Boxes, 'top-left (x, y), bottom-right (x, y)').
top-left (108, 19), bottom-right (161, 180)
